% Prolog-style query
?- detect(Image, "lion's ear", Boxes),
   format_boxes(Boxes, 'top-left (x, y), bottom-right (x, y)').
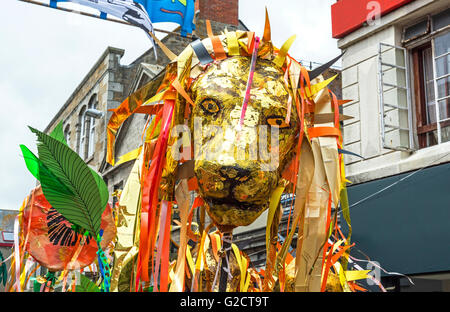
top-left (263, 7), bottom-right (271, 43)
top-left (309, 52), bottom-right (345, 81)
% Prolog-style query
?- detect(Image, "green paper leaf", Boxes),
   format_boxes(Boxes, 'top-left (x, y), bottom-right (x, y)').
top-left (29, 126), bottom-right (105, 236)
top-left (20, 145), bottom-right (40, 180)
top-left (33, 279), bottom-right (41, 292)
top-left (75, 274), bottom-right (100, 292)
top-left (20, 144), bottom-right (73, 195)
top-left (50, 121), bottom-right (67, 145)
top-left (90, 168), bottom-right (109, 211)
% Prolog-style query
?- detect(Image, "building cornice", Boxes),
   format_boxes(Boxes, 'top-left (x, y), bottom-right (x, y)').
top-left (337, 0), bottom-right (439, 49)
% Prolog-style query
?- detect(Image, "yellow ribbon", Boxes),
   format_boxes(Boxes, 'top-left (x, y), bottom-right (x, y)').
top-left (305, 75), bottom-right (338, 98)
top-left (231, 243), bottom-right (246, 292)
top-left (334, 261), bottom-right (352, 292)
top-left (345, 270), bottom-right (371, 282)
top-left (274, 35), bottom-right (296, 68)
top-left (139, 87), bottom-right (174, 109)
top-left (186, 246), bottom-right (195, 276)
top-left (243, 270), bottom-right (251, 292)
top-left (115, 146), bottom-right (143, 167)
top-left (226, 31), bottom-right (240, 56)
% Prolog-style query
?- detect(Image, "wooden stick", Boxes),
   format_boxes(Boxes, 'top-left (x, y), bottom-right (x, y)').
top-left (148, 31), bottom-right (177, 61)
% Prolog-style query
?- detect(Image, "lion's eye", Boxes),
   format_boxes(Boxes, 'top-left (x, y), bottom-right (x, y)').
top-left (266, 116), bottom-right (290, 129)
top-left (200, 99), bottom-right (221, 115)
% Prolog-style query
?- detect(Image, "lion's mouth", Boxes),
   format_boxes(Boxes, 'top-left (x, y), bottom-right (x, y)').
top-left (205, 197), bottom-right (263, 212)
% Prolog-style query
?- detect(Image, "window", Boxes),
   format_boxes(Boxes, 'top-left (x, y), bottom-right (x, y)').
top-left (411, 30), bottom-right (450, 148)
top-left (402, 8), bottom-right (450, 148)
top-left (136, 73), bottom-right (150, 90)
top-left (2, 231), bottom-right (14, 242)
top-left (64, 124), bottom-right (71, 148)
top-left (78, 106), bottom-right (87, 158)
top-left (87, 95), bottom-right (98, 158)
top-left (77, 94), bottom-right (98, 160)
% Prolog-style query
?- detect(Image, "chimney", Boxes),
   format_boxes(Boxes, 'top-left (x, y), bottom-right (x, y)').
top-left (198, 0), bottom-right (239, 26)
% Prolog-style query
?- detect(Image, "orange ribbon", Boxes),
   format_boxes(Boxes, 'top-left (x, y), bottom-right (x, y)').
top-left (138, 100), bottom-right (174, 284)
top-left (206, 20), bottom-right (227, 61)
top-left (308, 127), bottom-right (342, 139)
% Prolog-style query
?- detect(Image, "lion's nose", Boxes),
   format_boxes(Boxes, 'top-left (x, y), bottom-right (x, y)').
top-left (219, 166), bottom-right (251, 183)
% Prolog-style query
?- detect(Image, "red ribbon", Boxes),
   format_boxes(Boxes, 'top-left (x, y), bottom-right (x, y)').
top-left (138, 100), bottom-right (174, 285)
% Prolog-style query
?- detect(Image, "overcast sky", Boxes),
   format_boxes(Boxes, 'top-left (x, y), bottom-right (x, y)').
top-left (0, 0), bottom-right (339, 211)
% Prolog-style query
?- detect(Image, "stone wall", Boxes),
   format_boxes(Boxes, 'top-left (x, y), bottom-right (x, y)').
top-left (45, 47), bottom-right (129, 175)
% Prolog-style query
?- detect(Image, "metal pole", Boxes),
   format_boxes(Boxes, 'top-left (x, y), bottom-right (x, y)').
top-left (404, 46), bottom-right (415, 150)
top-left (378, 43), bottom-right (387, 149)
top-left (17, 0), bottom-right (198, 40)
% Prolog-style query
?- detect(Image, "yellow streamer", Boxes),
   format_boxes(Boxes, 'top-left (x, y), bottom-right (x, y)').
top-left (195, 232), bottom-right (207, 272)
top-left (274, 35), bottom-right (296, 68)
top-left (305, 75), bottom-right (338, 98)
top-left (142, 88), bottom-right (171, 107)
top-left (334, 261), bottom-right (352, 292)
top-left (115, 146), bottom-right (142, 167)
top-left (214, 233), bottom-right (221, 252)
top-left (231, 243), bottom-right (245, 292)
top-left (243, 270), bottom-right (251, 292)
top-left (186, 246), bottom-right (195, 276)
top-left (226, 31), bottom-right (240, 56)
top-left (345, 270), bottom-right (371, 282)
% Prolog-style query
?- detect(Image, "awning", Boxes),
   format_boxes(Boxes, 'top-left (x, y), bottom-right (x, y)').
top-left (342, 162), bottom-right (450, 275)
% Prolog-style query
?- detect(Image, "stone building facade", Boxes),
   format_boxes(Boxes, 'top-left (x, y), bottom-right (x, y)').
top-left (44, 46), bottom-right (129, 187)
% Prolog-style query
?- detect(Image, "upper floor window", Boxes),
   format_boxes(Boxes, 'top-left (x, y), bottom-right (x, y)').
top-left (64, 124), bottom-right (71, 148)
top-left (78, 106), bottom-right (87, 159)
top-left (87, 94), bottom-right (98, 158)
top-left (377, 8), bottom-right (450, 150)
top-left (409, 20), bottom-right (450, 148)
top-left (77, 94), bottom-right (98, 160)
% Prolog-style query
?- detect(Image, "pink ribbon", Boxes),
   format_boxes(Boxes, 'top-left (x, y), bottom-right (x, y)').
top-left (238, 36), bottom-right (261, 131)
top-left (153, 200), bottom-right (169, 291)
top-left (13, 215), bottom-right (21, 292)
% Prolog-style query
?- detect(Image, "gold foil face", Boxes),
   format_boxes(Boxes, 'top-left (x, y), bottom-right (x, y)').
top-left (189, 56), bottom-right (299, 231)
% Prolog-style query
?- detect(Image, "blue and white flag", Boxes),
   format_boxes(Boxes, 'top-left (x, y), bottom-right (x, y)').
top-left (135, 0), bottom-right (196, 37)
top-left (50, 0), bottom-right (157, 57)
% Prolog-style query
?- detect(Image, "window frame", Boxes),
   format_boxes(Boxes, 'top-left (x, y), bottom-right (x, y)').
top-left (78, 106), bottom-right (87, 159)
top-left (64, 124), bottom-right (71, 148)
top-left (86, 94), bottom-right (98, 159)
top-left (406, 21), bottom-right (450, 149)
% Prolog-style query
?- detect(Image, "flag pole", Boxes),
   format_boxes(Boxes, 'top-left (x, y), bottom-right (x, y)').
top-left (17, 0), bottom-right (199, 40)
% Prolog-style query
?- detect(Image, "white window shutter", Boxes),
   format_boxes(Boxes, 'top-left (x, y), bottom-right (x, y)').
top-left (378, 42), bottom-right (415, 151)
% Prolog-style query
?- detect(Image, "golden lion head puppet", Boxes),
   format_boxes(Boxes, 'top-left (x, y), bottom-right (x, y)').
top-left (105, 15), bottom-right (366, 292)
